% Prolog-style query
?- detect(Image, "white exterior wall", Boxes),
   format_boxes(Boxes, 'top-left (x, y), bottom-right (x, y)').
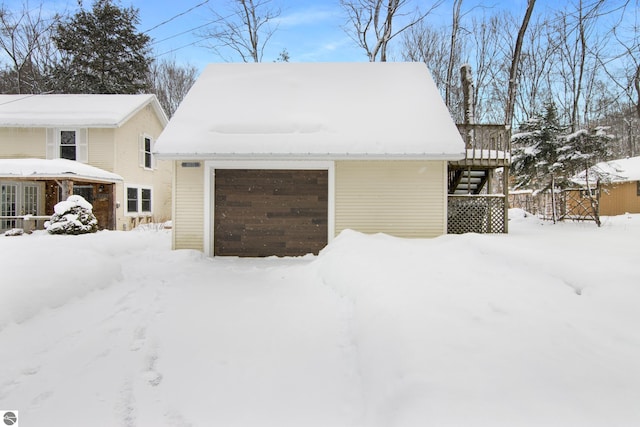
top-left (0, 128), bottom-right (46, 158)
top-left (113, 104), bottom-right (171, 230)
top-left (335, 160), bottom-right (447, 238)
top-left (173, 160), bottom-right (204, 251)
top-left (171, 159), bottom-right (449, 253)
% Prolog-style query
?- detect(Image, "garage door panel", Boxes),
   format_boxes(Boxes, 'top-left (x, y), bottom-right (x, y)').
top-left (214, 169), bottom-right (328, 257)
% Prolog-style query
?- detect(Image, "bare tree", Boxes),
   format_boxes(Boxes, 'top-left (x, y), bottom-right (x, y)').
top-left (0, 1), bottom-right (60, 93)
top-left (505, 0), bottom-right (535, 128)
top-left (148, 58), bottom-right (198, 117)
top-left (200, 0), bottom-right (280, 62)
top-left (513, 16), bottom-right (556, 123)
top-left (340, 0), bottom-right (444, 62)
top-left (445, 0), bottom-right (463, 109)
top-left (400, 22), bottom-right (461, 119)
top-left (469, 12), bottom-right (511, 123)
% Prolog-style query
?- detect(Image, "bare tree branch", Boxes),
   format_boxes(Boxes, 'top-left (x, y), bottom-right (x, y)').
top-left (200, 0), bottom-right (280, 63)
top-left (340, 0), bottom-right (444, 62)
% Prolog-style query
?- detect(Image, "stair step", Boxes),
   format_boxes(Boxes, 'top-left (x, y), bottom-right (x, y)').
top-left (462, 170), bottom-right (486, 177)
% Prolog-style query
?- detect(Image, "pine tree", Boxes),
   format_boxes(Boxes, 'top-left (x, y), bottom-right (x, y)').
top-left (511, 102), bottom-right (565, 190)
top-left (50, 0), bottom-right (151, 94)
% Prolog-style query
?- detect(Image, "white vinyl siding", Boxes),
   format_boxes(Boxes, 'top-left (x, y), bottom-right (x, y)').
top-left (173, 161), bottom-right (204, 251)
top-left (334, 160), bottom-right (447, 238)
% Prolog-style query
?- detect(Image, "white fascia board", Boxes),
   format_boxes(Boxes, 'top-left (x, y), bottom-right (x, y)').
top-left (157, 152), bottom-right (466, 162)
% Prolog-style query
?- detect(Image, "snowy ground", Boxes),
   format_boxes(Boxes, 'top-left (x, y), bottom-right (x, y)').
top-left (1, 210), bottom-right (639, 427)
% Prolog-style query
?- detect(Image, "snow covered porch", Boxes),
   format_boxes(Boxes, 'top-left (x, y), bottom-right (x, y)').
top-left (0, 159), bottom-right (122, 233)
top-left (448, 124), bottom-right (511, 234)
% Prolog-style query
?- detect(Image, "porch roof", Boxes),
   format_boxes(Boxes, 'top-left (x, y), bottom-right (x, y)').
top-left (0, 158), bottom-right (123, 183)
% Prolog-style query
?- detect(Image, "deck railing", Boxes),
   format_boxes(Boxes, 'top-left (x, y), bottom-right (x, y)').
top-left (0, 215), bottom-right (51, 233)
top-left (455, 123), bottom-right (511, 164)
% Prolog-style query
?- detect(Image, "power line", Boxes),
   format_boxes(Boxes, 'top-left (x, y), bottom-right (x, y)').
top-left (150, 21), bottom-right (212, 46)
top-left (143, 0), bottom-right (211, 34)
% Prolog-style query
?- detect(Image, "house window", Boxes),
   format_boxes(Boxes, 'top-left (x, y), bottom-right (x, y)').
top-left (637, 181), bottom-right (640, 196)
top-left (127, 187), bottom-right (138, 213)
top-left (46, 128), bottom-right (88, 163)
top-left (73, 185), bottom-right (94, 204)
top-left (140, 135), bottom-right (154, 170)
top-left (60, 130), bottom-right (76, 160)
top-left (141, 188), bottom-right (151, 212)
top-left (144, 137), bottom-right (152, 169)
top-left (126, 186), bottom-right (152, 215)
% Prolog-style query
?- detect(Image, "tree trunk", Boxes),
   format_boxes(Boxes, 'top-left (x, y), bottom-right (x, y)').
top-left (445, 0), bottom-right (462, 109)
top-left (505, 0), bottom-right (536, 127)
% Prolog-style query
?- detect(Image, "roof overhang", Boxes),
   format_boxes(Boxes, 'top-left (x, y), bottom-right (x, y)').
top-left (0, 159), bottom-right (123, 184)
top-left (154, 152), bottom-right (466, 162)
top-left (0, 94), bottom-right (168, 128)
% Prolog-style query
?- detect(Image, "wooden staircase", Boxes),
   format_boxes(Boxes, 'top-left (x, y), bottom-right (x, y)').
top-left (449, 169), bottom-right (489, 194)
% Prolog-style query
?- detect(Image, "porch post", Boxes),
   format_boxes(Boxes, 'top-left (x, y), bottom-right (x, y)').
top-left (59, 180), bottom-right (74, 201)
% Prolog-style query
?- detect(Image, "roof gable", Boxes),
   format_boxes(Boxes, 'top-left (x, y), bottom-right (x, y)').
top-left (0, 94), bottom-right (168, 128)
top-left (154, 62), bottom-right (465, 160)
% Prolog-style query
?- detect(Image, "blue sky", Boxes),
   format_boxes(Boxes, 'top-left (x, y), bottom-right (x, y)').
top-left (137, 0), bottom-right (366, 68)
top-left (2, 0), bottom-right (557, 70)
top-left (136, 0), bottom-right (545, 69)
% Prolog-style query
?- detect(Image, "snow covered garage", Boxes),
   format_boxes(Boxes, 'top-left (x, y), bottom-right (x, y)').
top-left (154, 62), bottom-right (465, 257)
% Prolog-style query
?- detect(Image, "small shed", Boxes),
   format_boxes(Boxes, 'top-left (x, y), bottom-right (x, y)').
top-left (572, 156), bottom-right (640, 216)
top-left (154, 62), bottom-right (465, 257)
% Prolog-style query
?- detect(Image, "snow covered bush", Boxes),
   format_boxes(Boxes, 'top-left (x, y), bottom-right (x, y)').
top-left (46, 195), bottom-right (98, 235)
top-left (4, 228), bottom-right (24, 237)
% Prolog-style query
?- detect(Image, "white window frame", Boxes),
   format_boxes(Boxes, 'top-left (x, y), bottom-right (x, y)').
top-left (46, 128), bottom-right (88, 163)
top-left (139, 134), bottom-right (156, 170)
top-left (124, 185), bottom-right (153, 216)
top-left (203, 160), bottom-right (335, 257)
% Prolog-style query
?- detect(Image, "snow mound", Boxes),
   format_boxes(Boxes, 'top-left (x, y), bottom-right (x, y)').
top-left (0, 234), bottom-right (122, 329)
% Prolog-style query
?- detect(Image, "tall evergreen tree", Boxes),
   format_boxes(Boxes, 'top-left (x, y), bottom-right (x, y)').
top-left (50, 0), bottom-right (151, 94)
top-left (511, 102), bottom-right (565, 190)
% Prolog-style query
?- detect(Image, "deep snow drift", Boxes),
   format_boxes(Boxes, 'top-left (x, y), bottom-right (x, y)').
top-left (1, 211), bottom-right (639, 426)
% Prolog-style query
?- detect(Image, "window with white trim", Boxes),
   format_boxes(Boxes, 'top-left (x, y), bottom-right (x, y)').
top-left (139, 135), bottom-right (155, 170)
top-left (46, 128), bottom-right (88, 162)
top-left (60, 130), bottom-right (76, 160)
top-left (125, 186), bottom-right (152, 215)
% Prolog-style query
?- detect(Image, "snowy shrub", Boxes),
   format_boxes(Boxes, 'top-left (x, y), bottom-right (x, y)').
top-left (4, 228), bottom-right (24, 237)
top-left (46, 195), bottom-right (98, 235)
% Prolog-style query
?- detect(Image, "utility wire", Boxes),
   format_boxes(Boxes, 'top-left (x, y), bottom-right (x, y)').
top-left (143, 0), bottom-right (211, 34)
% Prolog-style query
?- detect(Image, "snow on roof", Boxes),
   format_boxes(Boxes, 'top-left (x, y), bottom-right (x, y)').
top-left (154, 62), bottom-right (465, 160)
top-left (0, 158), bottom-right (123, 182)
top-left (572, 156), bottom-right (640, 186)
top-left (0, 94), bottom-right (168, 128)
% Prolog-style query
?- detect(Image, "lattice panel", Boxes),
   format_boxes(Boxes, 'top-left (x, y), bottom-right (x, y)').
top-left (448, 196), bottom-right (506, 234)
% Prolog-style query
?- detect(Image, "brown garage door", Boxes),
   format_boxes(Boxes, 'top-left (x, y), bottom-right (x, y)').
top-left (214, 169), bottom-right (328, 257)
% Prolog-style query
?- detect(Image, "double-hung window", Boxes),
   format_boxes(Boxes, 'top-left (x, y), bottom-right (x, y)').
top-left (60, 130), bottom-right (76, 160)
top-left (46, 128), bottom-right (88, 162)
top-left (126, 186), bottom-right (152, 215)
top-left (139, 135), bottom-right (155, 170)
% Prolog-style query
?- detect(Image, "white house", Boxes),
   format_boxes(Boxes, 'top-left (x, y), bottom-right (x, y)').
top-left (0, 94), bottom-right (171, 231)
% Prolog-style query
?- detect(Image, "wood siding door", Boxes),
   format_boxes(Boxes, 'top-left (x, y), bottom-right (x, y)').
top-left (214, 169), bottom-right (328, 257)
